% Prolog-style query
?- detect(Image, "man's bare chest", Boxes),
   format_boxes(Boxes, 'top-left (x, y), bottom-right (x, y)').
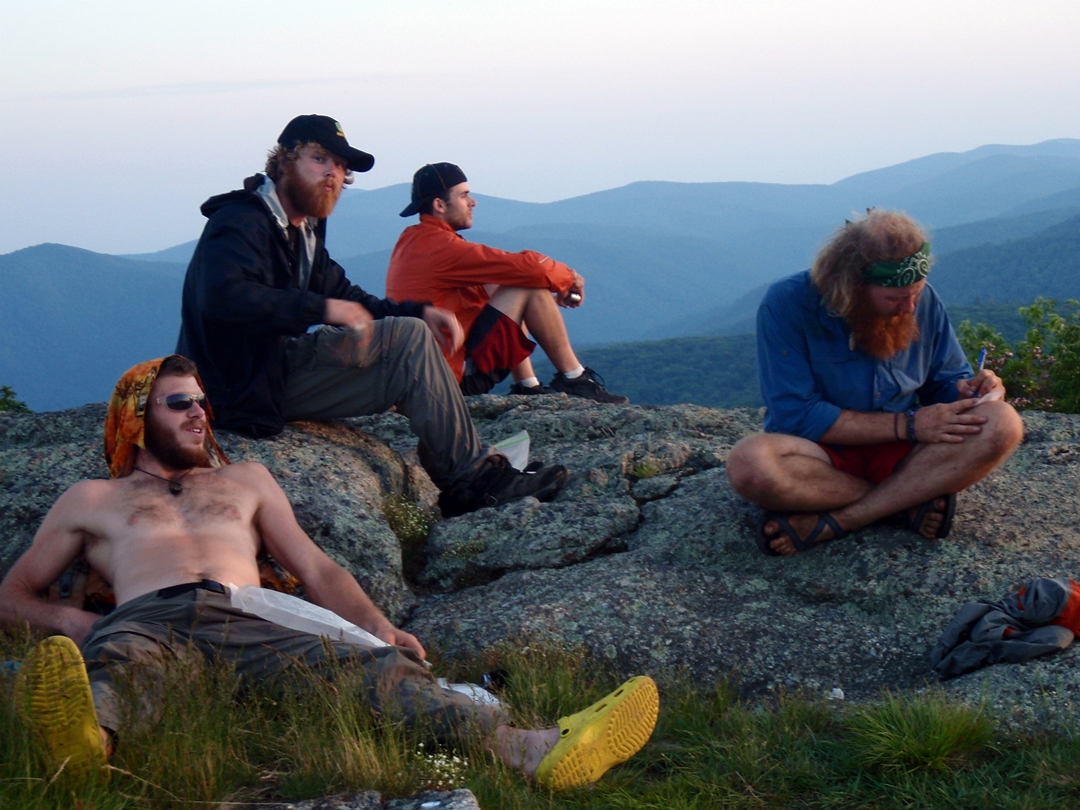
top-left (102, 475), bottom-right (257, 537)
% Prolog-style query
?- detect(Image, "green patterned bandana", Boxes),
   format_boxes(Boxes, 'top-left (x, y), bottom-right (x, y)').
top-left (863, 242), bottom-right (931, 287)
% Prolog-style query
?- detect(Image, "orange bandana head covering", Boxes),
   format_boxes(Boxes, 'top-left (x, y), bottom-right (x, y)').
top-left (103, 355), bottom-right (229, 478)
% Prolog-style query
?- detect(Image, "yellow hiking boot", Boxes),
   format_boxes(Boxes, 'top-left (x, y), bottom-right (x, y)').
top-left (535, 674), bottom-right (659, 790)
top-left (16, 635), bottom-right (108, 782)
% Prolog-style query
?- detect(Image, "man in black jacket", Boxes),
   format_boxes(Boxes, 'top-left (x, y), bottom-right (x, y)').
top-left (177, 115), bottom-right (567, 516)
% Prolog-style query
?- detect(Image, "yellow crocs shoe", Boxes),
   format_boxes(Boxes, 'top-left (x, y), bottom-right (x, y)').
top-left (535, 674), bottom-right (659, 790)
top-left (17, 636), bottom-right (108, 782)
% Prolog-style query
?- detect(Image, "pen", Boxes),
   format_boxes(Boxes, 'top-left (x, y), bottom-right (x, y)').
top-left (970, 347), bottom-right (989, 400)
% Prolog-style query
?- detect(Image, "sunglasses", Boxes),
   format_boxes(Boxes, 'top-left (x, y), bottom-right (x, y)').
top-left (155, 393), bottom-right (208, 411)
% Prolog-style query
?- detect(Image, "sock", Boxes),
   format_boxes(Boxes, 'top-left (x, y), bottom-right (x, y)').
top-left (517, 376), bottom-right (540, 388)
top-left (562, 366), bottom-right (585, 380)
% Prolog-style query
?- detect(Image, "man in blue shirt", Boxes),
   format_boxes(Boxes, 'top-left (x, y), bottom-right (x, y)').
top-left (726, 210), bottom-right (1023, 556)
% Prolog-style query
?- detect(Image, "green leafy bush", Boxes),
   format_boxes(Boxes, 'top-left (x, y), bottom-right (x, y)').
top-left (957, 297), bottom-right (1080, 412)
top-left (0, 385), bottom-right (30, 413)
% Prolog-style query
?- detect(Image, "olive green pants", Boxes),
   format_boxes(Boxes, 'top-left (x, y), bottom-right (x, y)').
top-left (283, 317), bottom-right (491, 489)
top-left (80, 586), bottom-right (510, 742)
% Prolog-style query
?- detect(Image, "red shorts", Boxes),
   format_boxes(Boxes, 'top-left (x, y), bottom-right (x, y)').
top-left (460, 305), bottom-right (536, 396)
top-left (818, 441), bottom-right (914, 485)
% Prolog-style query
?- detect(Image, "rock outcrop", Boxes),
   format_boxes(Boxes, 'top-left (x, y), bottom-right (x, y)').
top-left (3, 396), bottom-right (1079, 727)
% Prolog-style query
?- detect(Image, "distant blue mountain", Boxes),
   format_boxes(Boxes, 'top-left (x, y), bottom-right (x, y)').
top-left (6, 138), bottom-right (1080, 411)
top-left (1005, 184), bottom-right (1080, 216)
top-left (125, 138), bottom-right (1080, 317)
top-left (122, 240), bottom-right (199, 265)
top-left (324, 139), bottom-right (1080, 252)
top-left (0, 245), bottom-right (183, 411)
top-left (931, 215), bottom-right (1080, 306)
top-left (930, 208), bottom-right (1080, 255)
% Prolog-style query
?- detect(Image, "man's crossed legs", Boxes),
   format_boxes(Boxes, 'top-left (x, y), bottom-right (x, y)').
top-left (726, 400), bottom-right (1023, 555)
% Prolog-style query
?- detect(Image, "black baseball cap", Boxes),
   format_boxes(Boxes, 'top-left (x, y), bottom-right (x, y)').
top-left (278, 115), bottom-right (374, 173)
top-left (399, 162), bottom-right (468, 217)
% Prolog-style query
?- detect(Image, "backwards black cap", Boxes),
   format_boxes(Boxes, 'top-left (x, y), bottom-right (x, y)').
top-left (278, 115), bottom-right (374, 173)
top-left (399, 162), bottom-right (467, 217)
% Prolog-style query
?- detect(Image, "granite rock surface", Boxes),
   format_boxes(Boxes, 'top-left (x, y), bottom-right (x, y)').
top-left (3, 396), bottom-right (1079, 728)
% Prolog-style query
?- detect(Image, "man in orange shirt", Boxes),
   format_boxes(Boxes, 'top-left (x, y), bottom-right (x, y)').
top-left (386, 163), bottom-right (628, 404)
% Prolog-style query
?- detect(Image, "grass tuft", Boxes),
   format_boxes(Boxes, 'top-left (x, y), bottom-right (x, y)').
top-left (382, 494), bottom-right (437, 581)
top-left (107, 648), bottom-right (259, 807)
top-left (630, 459), bottom-right (663, 479)
top-left (847, 689), bottom-right (994, 773)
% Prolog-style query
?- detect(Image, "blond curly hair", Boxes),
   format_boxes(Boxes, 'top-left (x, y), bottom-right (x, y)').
top-left (811, 210), bottom-right (927, 318)
top-left (264, 143), bottom-right (355, 185)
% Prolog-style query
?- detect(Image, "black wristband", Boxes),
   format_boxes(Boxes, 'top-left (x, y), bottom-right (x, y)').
top-left (907, 408), bottom-right (918, 443)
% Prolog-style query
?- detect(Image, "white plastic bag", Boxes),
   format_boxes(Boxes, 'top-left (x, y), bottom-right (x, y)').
top-left (229, 584), bottom-right (386, 648)
top-left (228, 585), bottom-right (507, 708)
top-left (435, 678), bottom-right (505, 707)
top-left (493, 429), bottom-right (530, 471)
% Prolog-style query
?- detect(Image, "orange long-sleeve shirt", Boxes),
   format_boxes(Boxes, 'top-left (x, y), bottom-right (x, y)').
top-left (386, 214), bottom-right (576, 381)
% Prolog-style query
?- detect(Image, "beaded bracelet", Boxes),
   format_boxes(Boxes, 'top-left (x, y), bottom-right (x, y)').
top-left (907, 408), bottom-right (918, 443)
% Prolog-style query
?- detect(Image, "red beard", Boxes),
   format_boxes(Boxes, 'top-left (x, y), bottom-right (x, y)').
top-left (279, 161), bottom-right (341, 219)
top-left (847, 292), bottom-right (921, 360)
top-left (144, 411), bottom-right (210, 471)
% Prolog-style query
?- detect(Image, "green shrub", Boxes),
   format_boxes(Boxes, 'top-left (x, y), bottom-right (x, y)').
top-left (957, 297), bottom-right (1080, 412)
top-left (0, 385), bottom-right (30, 413)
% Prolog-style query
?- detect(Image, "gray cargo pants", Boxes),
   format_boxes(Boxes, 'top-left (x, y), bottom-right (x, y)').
top-left (80, 587), bottom-right (511, 742)
top-left (283, 316), bottom-right (490, 490)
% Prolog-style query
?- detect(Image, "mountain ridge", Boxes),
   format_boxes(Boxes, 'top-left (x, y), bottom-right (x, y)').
top-left (6, 139), bottom-right (1080, 411)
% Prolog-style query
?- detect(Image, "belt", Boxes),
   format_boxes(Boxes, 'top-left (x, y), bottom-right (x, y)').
top-left (156, 579), bottom-right (227, 599)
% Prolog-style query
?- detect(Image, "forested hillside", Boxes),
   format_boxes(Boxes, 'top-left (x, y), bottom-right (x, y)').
top-left (931, 215), bottom-right (1080, 305)
top-left (526, 335), bottom-right (760, 409)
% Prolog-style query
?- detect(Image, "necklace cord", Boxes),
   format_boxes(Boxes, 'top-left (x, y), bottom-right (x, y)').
top-left (133, 466), bottom-right (192, 495)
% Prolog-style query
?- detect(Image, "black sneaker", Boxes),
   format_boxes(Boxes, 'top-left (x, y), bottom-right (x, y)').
top-left (548, 368), bottom-right (629, 404)
top-left (508, 382), bottom-right (555, 395)
top-left (438, 455), bottom-right (569, 518)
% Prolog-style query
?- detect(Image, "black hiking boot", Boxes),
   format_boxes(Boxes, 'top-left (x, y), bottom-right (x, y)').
top-left (508, 381), bottom-right (555, 395)
top-left (549, 368), bottom-right (629, 404)
top-left (438, 455), bottom-right (569, 518)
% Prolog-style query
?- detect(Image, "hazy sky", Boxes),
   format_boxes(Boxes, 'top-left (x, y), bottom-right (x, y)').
top-left (2, 0), bottom-right (1079, 255)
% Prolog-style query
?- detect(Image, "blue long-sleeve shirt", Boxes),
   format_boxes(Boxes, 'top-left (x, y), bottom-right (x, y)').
top-left (757, 271), bottom-right (972, 441)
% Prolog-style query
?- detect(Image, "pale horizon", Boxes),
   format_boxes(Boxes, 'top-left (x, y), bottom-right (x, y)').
top-left (3, 0), bottom-right (1079, 255)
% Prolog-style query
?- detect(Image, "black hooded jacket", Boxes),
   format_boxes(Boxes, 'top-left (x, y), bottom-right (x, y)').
top-left (176, 174), bottom-right (424, 437)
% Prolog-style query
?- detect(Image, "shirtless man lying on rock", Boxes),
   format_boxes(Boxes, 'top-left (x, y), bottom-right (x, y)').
top-left (0, 355), bottom-right (658, 788)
